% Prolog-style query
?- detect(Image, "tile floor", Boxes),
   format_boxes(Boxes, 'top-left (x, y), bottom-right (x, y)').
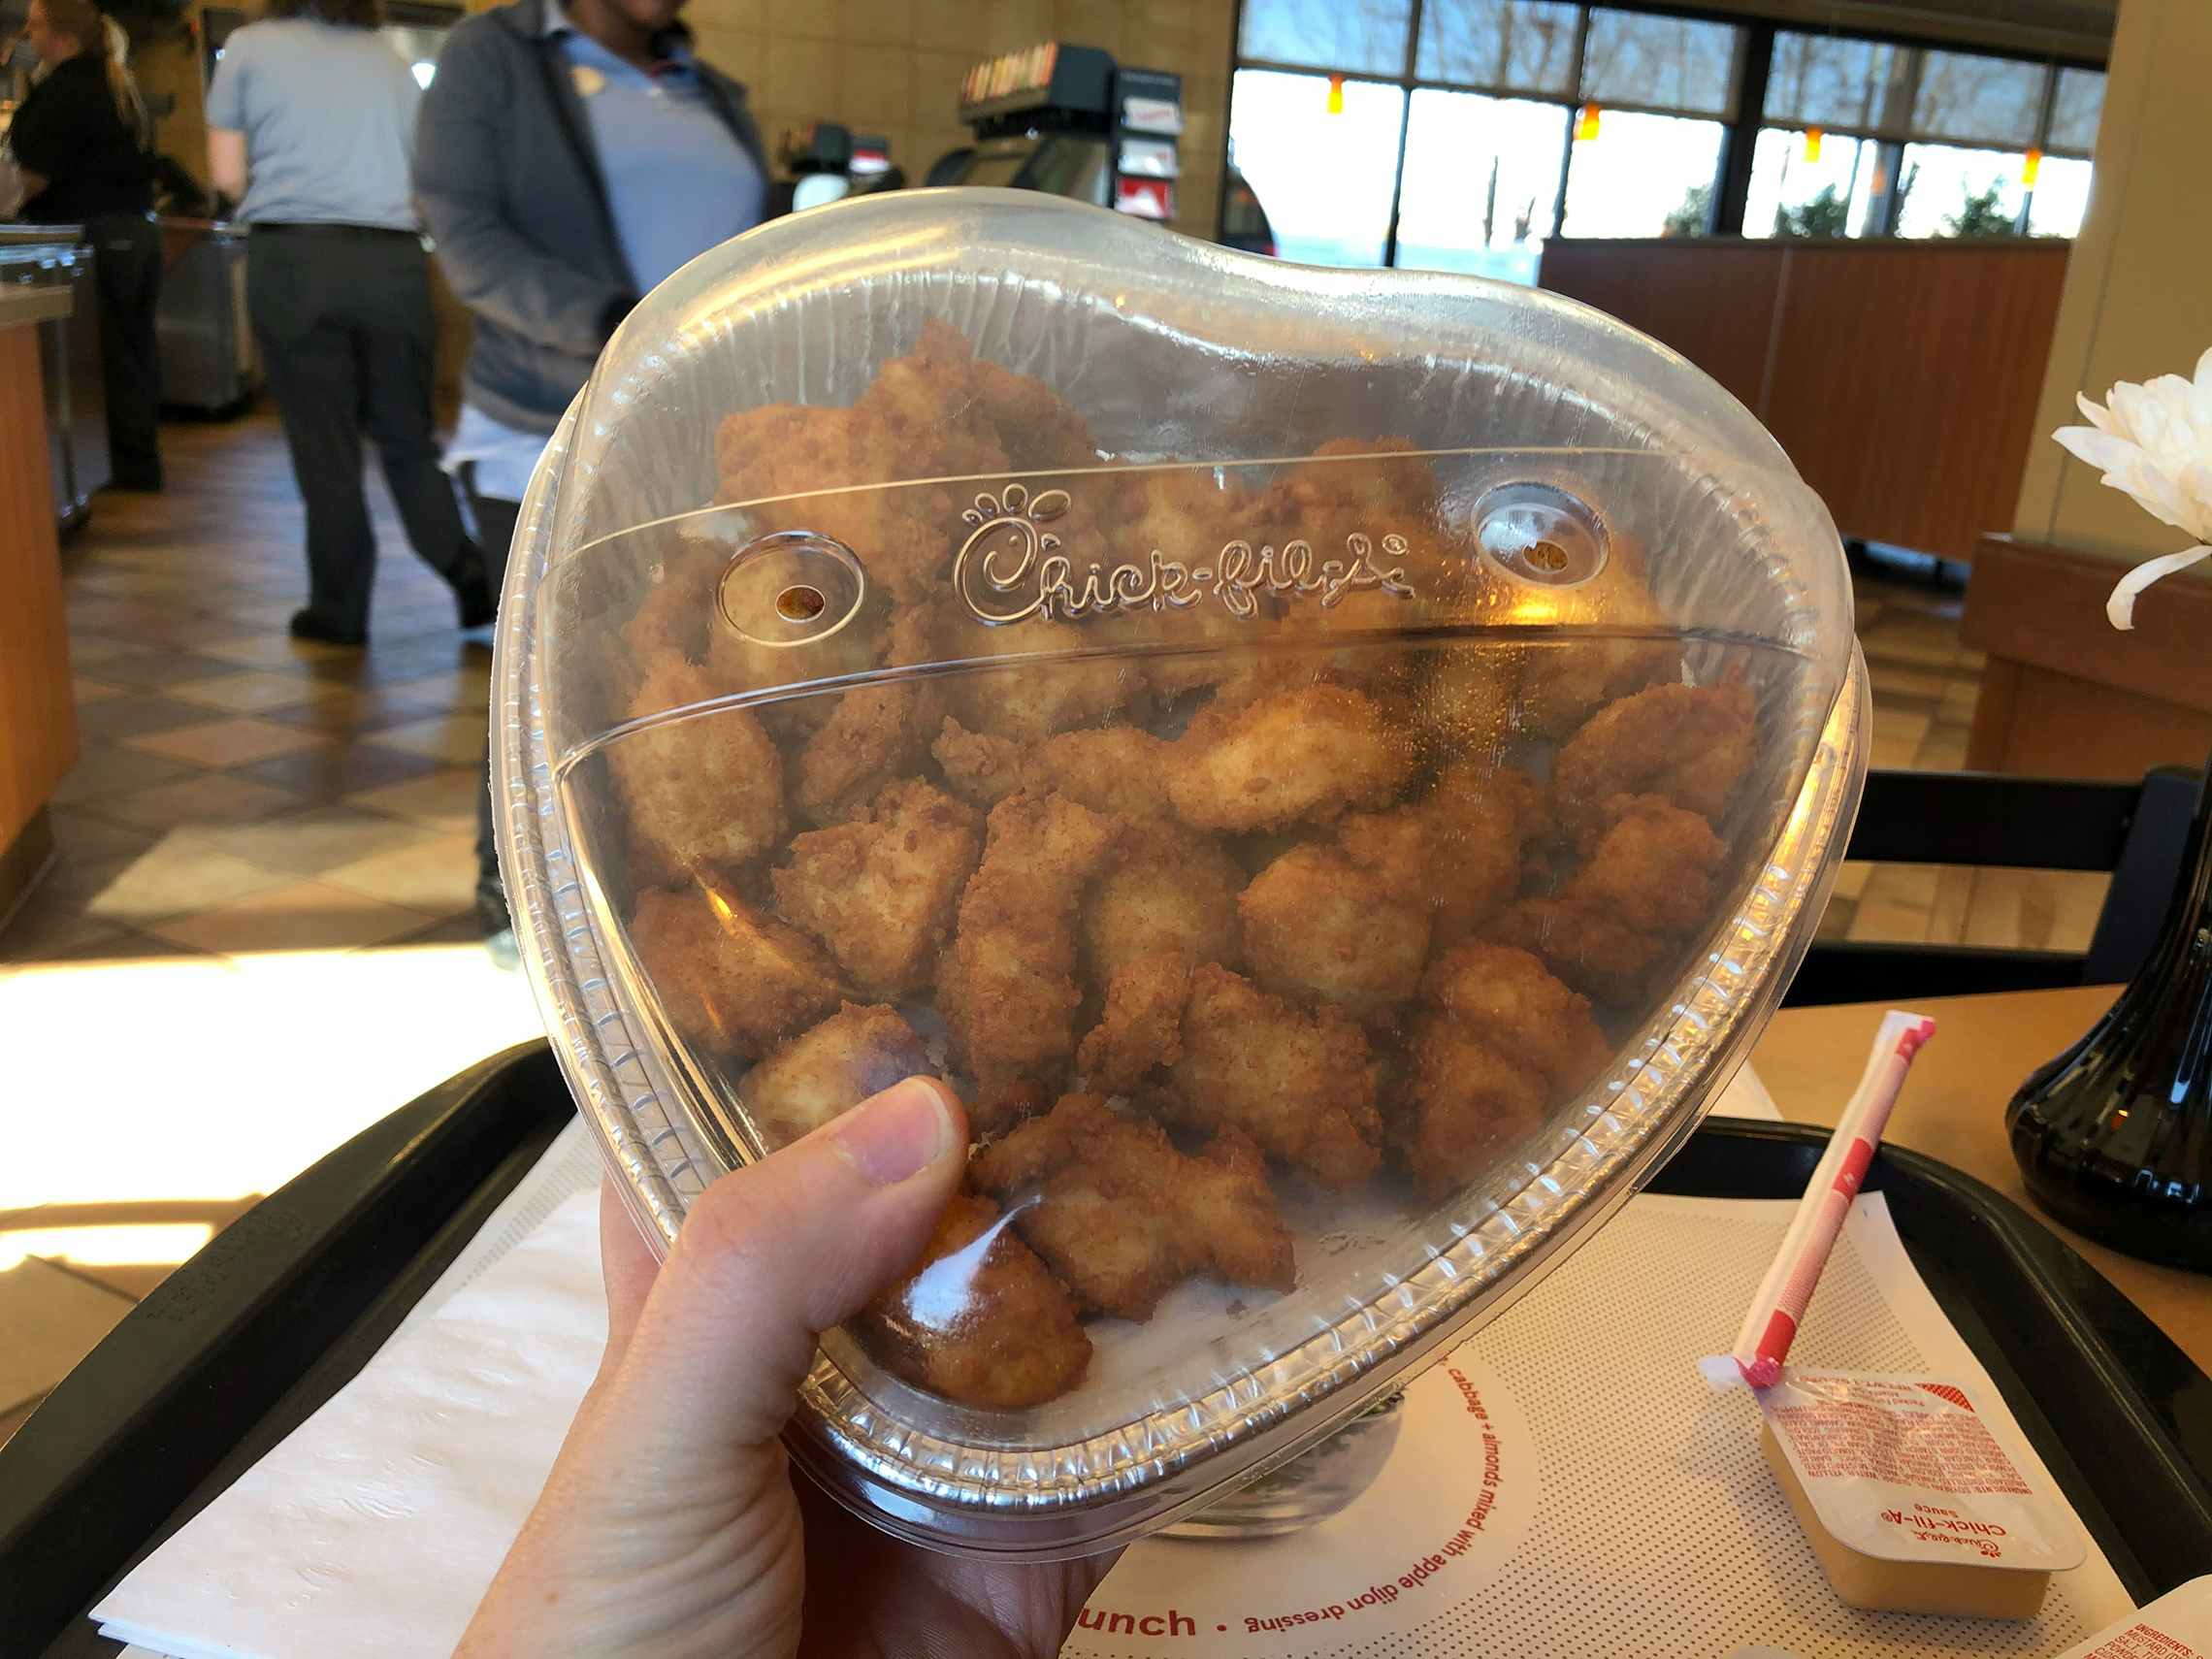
top-left (1, 411), bottom-right (544, 1447)
top-left (0, 414), bottom-right (2105, 1449)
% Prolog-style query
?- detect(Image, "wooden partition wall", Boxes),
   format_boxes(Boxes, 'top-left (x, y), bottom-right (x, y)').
top-left (1539, 238), bottom-right (2071, 564)
top-left (0, 322), bottom-right (78, 876)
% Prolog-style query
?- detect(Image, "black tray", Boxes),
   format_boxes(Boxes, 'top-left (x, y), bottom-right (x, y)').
top-left (3, 1045), bottom-right (2207, 1654)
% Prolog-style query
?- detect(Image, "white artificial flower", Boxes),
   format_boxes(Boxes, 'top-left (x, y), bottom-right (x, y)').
top-left (2053, 344), bottom-right (2212, 629)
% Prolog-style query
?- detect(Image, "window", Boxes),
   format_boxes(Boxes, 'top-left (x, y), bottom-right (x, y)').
top-left (2027, 154), bottom-right (2094, 237)
top-left (1563, 112), bottom-right (1726, 238)
top-left (1395, 90), bottom-right (1568, 279)
top-left (1579, 10), bottom-right (1739, 115)
top-left (1227, 70), bottom-right (1408, 267)
top-left (1910, 49), bottom-right (2044, 148)
top-left (1896, 144), bottom-right (2027, 238)
top-left (1220, 7), bottom-right (2103, 258)
top-left (1238, 0), bottom-right (1415, 77)
top-left (2045, 67), bottom-right (2106, 154)
top-left (1743, 128), bottom-right (1882, 238)
top-left (1415, 0), bottom-right (1578, 93)
top-left (1764, 32), bottom-right (1903, 132)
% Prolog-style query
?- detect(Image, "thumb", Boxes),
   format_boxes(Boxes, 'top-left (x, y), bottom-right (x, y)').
top-left (600, 1075), bottom-right (966, 1452)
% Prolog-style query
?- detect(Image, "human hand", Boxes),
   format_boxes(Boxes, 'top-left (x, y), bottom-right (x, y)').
top-left (457, 1077), bottom-right (1116, 1659)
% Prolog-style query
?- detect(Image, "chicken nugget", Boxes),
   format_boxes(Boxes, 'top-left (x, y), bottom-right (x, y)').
top-left (1553, 675), bottom-right (1755, 845)
top-left (771, 779), bottom-right (981, 998)
top-left (932, 716), bottom-right (1177, 821)
top-left (1564, 794), bottom-right (1725, 934)
top-left (1493, 794), bottom-right (1725, 1006)
top-left (862, 319), bottom-right (1099, 472)
top-left (1391, 944), bottom-right (1610, 1196)
top-left (940, 613), bottom-right (1148, 743)
top-left (607, 658), bottom-right (785, 888)
top-left (1420, 942), bottom-right (1612, 1091)
top-left (1492, 896), bottom-right (1674, 1008)
top-left (1098, 467), bottom-right (1264, 696)
top-left (938, 792), bottom-right (1117, 1123)
top-left (1337, 762), bottom-right (1545, 944)
top-left (1076, 948), bottom-right (1194, 1092)
top-left (1238, 843), bottom-right (1429, 1017)
top-left (855, 1192), bottom-right (1092, 1410)
top-left (740, 1002), bottom-right (931, 1150)
top-left (791, 610), bottom-right (944, 827)
top-left (629, 883), bottom-right (842, 1062)
top-left (1082, 819), bottom-right (1243, 989)
top-left (1165, 963), bottom-right (1382, 1188)
top-left (1166, 682), bottom-right (1415, 832)
top-left (970, 1093), bottom-right (1294, 1318)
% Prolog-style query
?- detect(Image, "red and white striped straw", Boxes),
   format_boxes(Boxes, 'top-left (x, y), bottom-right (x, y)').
top-left (1731, 1009), bottom-right (1937, 1387)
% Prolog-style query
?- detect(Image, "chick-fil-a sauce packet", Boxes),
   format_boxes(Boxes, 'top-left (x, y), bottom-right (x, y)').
top-left (1754, 1370), bottom-right (2085, 1572)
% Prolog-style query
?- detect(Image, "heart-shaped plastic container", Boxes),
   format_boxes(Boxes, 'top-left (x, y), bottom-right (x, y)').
top-left (494, 189), bottom-right (1864, 1558)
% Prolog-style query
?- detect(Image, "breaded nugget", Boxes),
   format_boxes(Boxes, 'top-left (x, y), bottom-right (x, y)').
top-left (855, 1192), bottom-right (1091, 1410)
top-left (940, 612), bottom-right (1148, 743)
top-left (1392, 944), bottom-right (1610, 1196)
top-left (1082, 818), bottom-right (1243, 989)
top-left (1166, 682), bottom-right (1415, 832)
top-left (628, 883), bottom-right (842, 1062)
top-left (771, 779), bottom-right (981, 998)
top-left (1165, 962), bottom-right (1383, 1188)
top-left (938, 792), bottom-right (1117, 1122)
top-left (1492, 896), bottom-right (1674, 1008)
top-left (1098, 467), bottom-right (1263, 696)
top-left (607, 657), bottom-right (785, 887)
top-left (1238, 843), bottom-right (1429, 1017)
top-left (1076, 948), bottom-right (1194, 1092)
top-left (714, 385), bottom-right (1001, 611)
top-left (931, 716), bottom-right (1176, 821)
top-left (740, 1002), bottom-right (931, 1149)
top-left (791, 610), bottom-right (943, 827)
top-left (970, 1094), bottom-right (1295, 1318)
top-left (1337, 762), bottom-right (1545, 944)
top-left (1565, 794), bottom-right (1725, 933)
top-left (1553, 675), bottom-right (1755, 845)
top-left (1421, 942), bottom-right (1612, 1088)
top-left (1512, 536), bottom-right (1679, 740)
top-left (1492, 794), bottom-right (1725, 1006)
top-left (1413, 643), bottom-right (1521, 752)
top-left (862, 318), bottom-right (1099, 472)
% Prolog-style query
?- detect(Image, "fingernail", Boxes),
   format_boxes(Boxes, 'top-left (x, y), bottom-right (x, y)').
top-left (831, 1077), bottom-right (960, 1187)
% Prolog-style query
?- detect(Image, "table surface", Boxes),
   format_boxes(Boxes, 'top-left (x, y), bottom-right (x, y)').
top-left (1750, 984), bottom-right (2208, 1376)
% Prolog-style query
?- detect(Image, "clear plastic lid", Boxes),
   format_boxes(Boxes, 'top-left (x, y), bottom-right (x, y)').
top-left (494, 190), bottom-right (1865, 1557)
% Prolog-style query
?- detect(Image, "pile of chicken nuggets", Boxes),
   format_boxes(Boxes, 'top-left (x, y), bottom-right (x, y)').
top-left (606, 324), bottom-right (1758, 1411)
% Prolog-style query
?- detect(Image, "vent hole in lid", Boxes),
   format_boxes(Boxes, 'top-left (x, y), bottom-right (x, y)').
top-left (777, 584), bottom-right (827, 622)
top-left (718, 531), bottom-right (865, 648)
top-left (1473, 482), bottom-right (1610, 589)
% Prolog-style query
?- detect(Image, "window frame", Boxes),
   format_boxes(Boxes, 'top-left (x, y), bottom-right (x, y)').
top-left (1220, 0), bottom-right (2108, 250)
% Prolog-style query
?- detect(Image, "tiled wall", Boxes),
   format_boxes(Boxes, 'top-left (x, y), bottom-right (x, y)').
top-left (682, 0), bottom-right (1235, 239)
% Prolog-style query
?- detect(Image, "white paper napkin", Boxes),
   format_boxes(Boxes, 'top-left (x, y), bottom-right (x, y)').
top-left (90, 1067), bottom-right (1831, 1659)
top-left (95, 1125), bottom-right (604, 1659)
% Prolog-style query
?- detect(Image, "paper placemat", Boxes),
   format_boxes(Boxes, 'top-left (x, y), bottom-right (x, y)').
top-left (1065, 1192), bottom-right (2133, 1658)
top-left (99, 1071), bottom-right (2127, 1659)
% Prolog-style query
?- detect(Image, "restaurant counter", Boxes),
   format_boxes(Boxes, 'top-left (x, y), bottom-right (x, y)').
top-left (0, 245), bottom-right (81, 914)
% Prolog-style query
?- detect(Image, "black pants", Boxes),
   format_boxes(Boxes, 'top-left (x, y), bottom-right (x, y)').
top-left (465, 476), bottom-right (524, 914)
top-left (246, 226), bottom-right (477, 637)
top-left (86, 212), bottom-right (163, 489)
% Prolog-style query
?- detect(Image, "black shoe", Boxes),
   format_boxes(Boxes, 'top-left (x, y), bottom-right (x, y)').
top-left (454, 571), bottom-right (496, 631)
top-left (108, 472), bottom-right (164, 493)
top-left (290, 609), bottom-right (367, 648)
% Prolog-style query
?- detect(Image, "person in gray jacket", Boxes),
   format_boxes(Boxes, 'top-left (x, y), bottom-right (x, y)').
top-left (413, 0), bottom-right (770, 958)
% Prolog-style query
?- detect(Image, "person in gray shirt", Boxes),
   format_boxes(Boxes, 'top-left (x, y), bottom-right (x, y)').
top-left (207, 0), bottom-right (489, 646)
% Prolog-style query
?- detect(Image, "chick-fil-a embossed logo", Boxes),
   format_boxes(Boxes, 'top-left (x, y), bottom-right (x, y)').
top-left (953, 480), bottom-right (1417, 626)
